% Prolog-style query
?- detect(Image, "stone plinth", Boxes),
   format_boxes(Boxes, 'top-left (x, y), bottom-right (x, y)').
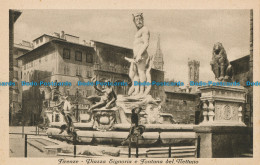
top-left (199, 85), bottom-right (246, 126)
top-left (194, 126), bottom-right (251, 158)
top-left (194, 85), bottom-right (250, 157)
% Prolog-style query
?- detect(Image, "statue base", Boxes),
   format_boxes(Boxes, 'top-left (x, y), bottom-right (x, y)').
top-left (195, 85), bottom-right (250, 157)
top-left (194, 125), bottom-right (251, 158)
top-left (199, 85), bottom-right (246, 126)
top-left (116, 94), bottom-right (164, 124)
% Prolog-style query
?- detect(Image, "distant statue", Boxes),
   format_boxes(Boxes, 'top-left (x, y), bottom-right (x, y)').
top-left (125, 13), bottom-right (152, 98)
top-left (39, 86), bottom-right (52, 100)
top-left (52, 80), bottom-right (60, 101)
top-left (38, 108), bottom-right (50, 131)
top-left (87, 77), bottom-right (117, 111)
top-left (210, 42), bottom-right (233, 81)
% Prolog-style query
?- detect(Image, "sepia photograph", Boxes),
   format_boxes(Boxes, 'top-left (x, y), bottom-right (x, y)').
top-left (8, 9), bottom-right (254, 159)
top-left (1, 1), bottom-right (259, 164)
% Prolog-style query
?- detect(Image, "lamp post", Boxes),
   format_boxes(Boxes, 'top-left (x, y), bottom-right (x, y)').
top-left (75, 88), bottom-right (79, 121)
top-left (22, 104), bottom-right (24, 138)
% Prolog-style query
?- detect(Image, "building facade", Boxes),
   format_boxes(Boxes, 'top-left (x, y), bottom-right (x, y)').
top-left (11, 41), bottom-right (33, 125)
top-left (229, 10), bottom-right (253, 127)
top-left (89, 40), bottom-right (133, 95)
top-left (18, 35), bottom-right (97, 125)
top-left (9, 10), bottom-right (23, 125)
top-left (230, 55), bottom-right (252, 127)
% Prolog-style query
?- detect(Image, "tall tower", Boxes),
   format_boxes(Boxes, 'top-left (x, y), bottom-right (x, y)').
top-left (188, 59), bottom-right (200, 83)
top-left (153, 34), bottom-right (164, 70)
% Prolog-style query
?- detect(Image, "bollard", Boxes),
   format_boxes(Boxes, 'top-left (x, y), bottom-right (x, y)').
top-left (22, 125), bottom-right (24, 138)
top-left (169, 145), bottom-right (172, 158)
top-left (128, 142), bottom-right (131, 158)
top-left (197, 136), bottom-right (200, 158)
top-left (73, 134), bottom-right (77, 157)
top-left (24, 134), bottom-right (27, 157)
top-left (74, 145), bottom-right (76, 158)
top-left (136, 136), bottom-right (139, 158)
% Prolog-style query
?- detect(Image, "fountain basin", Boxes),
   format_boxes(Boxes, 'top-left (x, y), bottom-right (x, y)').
top-left (46, 124), bottom-right (196, 146)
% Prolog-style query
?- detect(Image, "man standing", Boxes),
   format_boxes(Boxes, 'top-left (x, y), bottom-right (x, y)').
top-left (132, 13), bottom-right (150, 96)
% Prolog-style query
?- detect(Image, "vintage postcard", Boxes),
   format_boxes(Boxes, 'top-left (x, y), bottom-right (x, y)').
top-left (0, 0), bottom-right (259, 165)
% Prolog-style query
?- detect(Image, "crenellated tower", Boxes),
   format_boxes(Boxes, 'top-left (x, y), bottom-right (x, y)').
top-left (188, 59), bottom-right (200, 83)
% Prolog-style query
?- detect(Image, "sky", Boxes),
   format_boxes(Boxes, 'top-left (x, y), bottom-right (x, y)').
top-left (14, 10), bottom-right (250, 84)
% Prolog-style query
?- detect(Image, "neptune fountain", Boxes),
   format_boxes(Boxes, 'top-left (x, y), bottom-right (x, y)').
top-left (44, 13), bottom-right (195, 157)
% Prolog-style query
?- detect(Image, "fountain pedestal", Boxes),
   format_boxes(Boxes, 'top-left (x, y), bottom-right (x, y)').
top-left (194, 85), bottom-right (251, 157)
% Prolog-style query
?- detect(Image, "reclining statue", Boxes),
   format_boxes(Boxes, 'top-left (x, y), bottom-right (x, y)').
top-left (87, 77), bottom-right (117, 111)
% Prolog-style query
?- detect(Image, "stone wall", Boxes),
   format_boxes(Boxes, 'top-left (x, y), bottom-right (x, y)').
top-left (164, 92), bottom-right (201, 124)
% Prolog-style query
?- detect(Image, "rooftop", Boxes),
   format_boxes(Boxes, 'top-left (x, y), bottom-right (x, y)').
top-left (10, 10), bottom-right (22, 22)
top-left (33, 34), bottom-right (65, 42)
top-left (230, 55), bottom-right (250, 64)
top-left (17, 39), bottom-right (94, 60)
top-left (91, 40), bottom-right (132, 52)
top-left (14, 43), bottom-right (33, 51)
top-left (165, 90), bottom-right (199, 96)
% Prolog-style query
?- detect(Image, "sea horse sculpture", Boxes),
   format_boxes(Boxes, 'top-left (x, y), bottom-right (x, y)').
top-left (54, 96), bottom-right (77, 141)
top-left (121, 107), bottom-right (145, 145)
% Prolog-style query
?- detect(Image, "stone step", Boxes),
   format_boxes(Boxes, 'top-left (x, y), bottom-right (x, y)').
top-left (147, 146), bottom-right (196, 151)
top-left (147, 152), bottom-right (195, 158)
top-left (44, 145), bottom-right (64, 156)
top-left (119, 151), bottom-right (147, 158)
top-left (240, 153), bottom-right (253, 157)
top-left (57, 153), bottom-right (102, 158)
top-left (27, 139), bottom-right (46, 152)
top-left (146, 146), bottom-right (196, 158)
top-left (147, 149), bottom-right (196, 154)
top-left (27, 138), bottom-right (60, 156)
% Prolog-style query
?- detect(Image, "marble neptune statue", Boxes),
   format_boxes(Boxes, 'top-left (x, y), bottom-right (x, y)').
top-left (125, 13), bottom-right (153, 98)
